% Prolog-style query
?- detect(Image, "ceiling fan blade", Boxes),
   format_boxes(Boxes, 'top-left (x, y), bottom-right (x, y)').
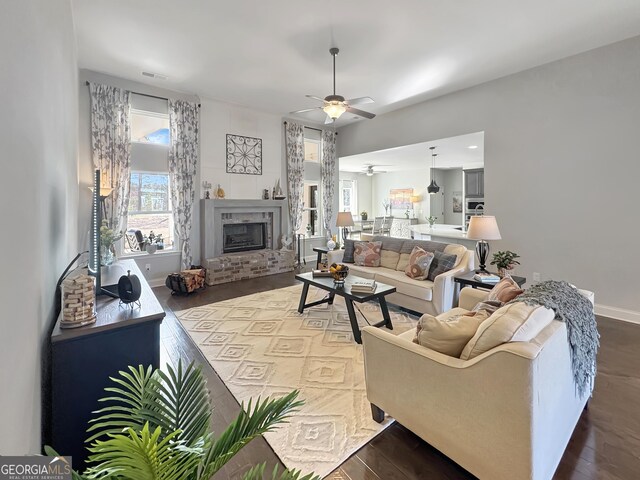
top-left (324, 115), bottom-right (335, 125)
top-left (290, 107), bottom-right (322, 114)
top-left (347, 107), bottom-right (376, 119)
top-left (346, 96), bottom-right (374, 106)
top-left (305, 95), bottom-right (326, 103)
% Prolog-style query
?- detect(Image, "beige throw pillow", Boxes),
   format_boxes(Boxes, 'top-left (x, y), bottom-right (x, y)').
top-left (460, 302), bottom-right (555, 360)
top-left (414, 310), bottom-right (489, 357)
top-left (444, 244), bottom-right (468, 268)
top-left (353, 241), bottom-right (382, 267)
top-left (396, 252), bottom-right (411, 272)
top-left (404, 246), bottom-right (434, 280)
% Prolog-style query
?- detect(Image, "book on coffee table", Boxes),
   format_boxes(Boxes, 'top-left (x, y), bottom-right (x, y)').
top-left (350, 279), bottom-right (377, 293)
top-left (312, 270), bottom-right (332, 278)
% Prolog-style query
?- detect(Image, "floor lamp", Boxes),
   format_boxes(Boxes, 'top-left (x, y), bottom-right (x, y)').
top-left (466, 215), bottom-right (501, 273)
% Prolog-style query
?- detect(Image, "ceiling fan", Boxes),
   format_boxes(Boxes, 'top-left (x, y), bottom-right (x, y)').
top-left (362, 165), bottom-right (389, 176)
top-left (290, 47), bottom-right (376, 124)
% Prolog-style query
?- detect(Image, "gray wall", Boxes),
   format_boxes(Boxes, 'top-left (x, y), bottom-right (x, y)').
top-left (442, 169), bottom-right (464, 225)
top-left (0, 0), bottom-right (79, 454)
top-left (338, 36), bottom-right (640, 314)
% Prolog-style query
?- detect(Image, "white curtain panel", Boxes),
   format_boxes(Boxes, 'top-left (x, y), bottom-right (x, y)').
top-left (168, 99), bottom-right (200, 269)
top-left (321, 129), bottom-right (337, 235)
top-left (285, 122), bottom-right (305, 236)
top-left (89, 82), bottom-right (131, 234)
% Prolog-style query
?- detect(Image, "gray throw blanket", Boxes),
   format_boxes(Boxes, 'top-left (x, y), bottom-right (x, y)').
top-left (508, 280), bottom-right (599, 398)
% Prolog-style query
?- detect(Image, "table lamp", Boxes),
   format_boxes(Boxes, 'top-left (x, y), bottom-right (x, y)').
top-left (466, 215), bottom-right (501, 273)
top-left (336, 212), bottom-right (354, 245)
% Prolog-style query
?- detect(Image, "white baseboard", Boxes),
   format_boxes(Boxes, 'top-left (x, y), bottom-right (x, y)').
top-left (595, 303), bottom-right (640, 325)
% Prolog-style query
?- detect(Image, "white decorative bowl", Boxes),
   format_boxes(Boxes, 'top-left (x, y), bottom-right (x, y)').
top-left (145, 244), bottom-right (158, 254)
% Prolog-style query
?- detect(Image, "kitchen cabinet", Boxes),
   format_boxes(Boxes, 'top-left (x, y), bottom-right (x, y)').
top-left (465, 169), bottom-right (484, 198)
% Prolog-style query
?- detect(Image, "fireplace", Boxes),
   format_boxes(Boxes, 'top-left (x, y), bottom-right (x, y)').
top-left (223, 222), bottom-right (267, 253)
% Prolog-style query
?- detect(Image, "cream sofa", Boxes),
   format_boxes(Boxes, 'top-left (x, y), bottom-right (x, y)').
top-left (362, 287), bottom-right (595, 480)
top-left (327, 236), bottom-right (474, 315)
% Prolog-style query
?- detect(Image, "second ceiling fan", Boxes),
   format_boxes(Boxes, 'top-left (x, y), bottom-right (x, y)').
top-left (291, 47), bottom-right (376, 124)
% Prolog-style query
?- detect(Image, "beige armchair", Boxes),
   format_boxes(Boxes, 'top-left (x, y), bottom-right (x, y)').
top-left (362, 287), bottom-right (595, 480)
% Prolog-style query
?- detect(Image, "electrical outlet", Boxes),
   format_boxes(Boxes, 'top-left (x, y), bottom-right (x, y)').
top-left (145, 264), bottom-right (151, 272)
top-left (533, 272), bottom-right (541, 282)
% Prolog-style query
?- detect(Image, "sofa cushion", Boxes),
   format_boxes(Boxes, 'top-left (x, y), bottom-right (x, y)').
top-left (487, 275), bottom-right (524, 303)
top-left (400, 239), bottom-right (448, 255)
top-left (396, 253), bottom-right (412, 272)
top-left (380, 250), bottom-right (401, 270)
top-left (444, 244), bottom-right (468, 268)
top-left (375, 269), bottom-right (433, 301)
top-left (427, 251), bottom-right (458, 281)
top-left (460, 302), bottom-right (555, 360)
top-left (414, 310), bottom-right (489, 357)
top-left (346, 264), bottom-right (377, 279)
top-left (342, 239), bottom-right (355, 263)
top-left (372, 236), bottom-right (404, 253)
top-left (404, 246), bottom-right (434, 280)
top-left (354, 241), bottom-right (382, 267)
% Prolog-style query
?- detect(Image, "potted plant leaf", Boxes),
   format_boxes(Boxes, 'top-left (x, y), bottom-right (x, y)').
top-left (47, 360), bottom-right (319, 480)
top-left (491, 250), bottom-right (521, 277)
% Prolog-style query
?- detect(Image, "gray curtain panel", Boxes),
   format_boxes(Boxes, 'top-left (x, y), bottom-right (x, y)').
top-left (169, 99), bottom-right (200, 269)
top-left (89, 82), bottom-right (131, 235)
top-left (321, 129), bottom-right (337, 235)
top-left (285, 122), bottom-right (305, 236)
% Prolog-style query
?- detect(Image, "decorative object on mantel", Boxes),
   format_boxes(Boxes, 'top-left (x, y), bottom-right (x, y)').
top-left (273, 179), bottom-right (286, 199)
top-left (280, 234), bottom-right (293, 251)
top-left (99, 220), bottom-right (122, 266)
top-left (467, 215), bottom-right (502, 273)
top-left (215, 183), bottom-right (225, 199)
top-left (491, 250), bottom-right (521, 277)
top-left (336, 211), bottom-right (354, 244)
top-left (360, 211), bottom-right (368, 221)
top-left (427, 146), bottom-right (440, 194)
top-left (226, 133), bottom-right (262, 175)
top-left (202, 181), bottom-right (212, 199)
top-left (262, 188), bottom-right (270, 200)
top-left (60, 271), bottom-right (96, 329)
top-left (117, 270), bottom-right (142, 307)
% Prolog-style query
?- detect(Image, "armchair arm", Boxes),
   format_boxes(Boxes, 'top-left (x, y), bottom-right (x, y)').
top-left (432, 266), bottom-right (467, 314)
top-left (459, 288), bottom-right (490, 310)
top-left (327, 249), bottom-right (344, 265)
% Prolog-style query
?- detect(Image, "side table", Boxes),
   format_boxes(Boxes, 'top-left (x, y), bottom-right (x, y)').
top-left (312, 246), bottom-right (330, 269)
top-left (454, 271), bottom-right (526, 290)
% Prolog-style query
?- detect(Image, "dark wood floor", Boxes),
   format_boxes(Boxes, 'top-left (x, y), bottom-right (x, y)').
top-left (154, 271), bottom-right (640, 480)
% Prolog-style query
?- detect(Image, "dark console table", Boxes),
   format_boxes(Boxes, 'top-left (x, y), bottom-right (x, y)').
top-left (49, 260), bottom-right (165, 470)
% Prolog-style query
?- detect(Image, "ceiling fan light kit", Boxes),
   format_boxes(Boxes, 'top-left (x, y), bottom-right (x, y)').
top-left (291, 47), bottom-right (376, 123)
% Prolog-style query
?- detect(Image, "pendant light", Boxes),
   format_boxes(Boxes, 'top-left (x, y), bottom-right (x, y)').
top-left (427, 146), bottom-right (440, 194)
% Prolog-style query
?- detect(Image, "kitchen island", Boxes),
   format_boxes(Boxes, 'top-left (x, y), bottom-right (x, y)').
top-left (410, 224), bottom-right (478, 250)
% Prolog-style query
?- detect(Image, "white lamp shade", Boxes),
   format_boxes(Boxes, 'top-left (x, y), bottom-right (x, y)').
top-left (336, 212), bottom-right (354, 227)
top-left (466, 215), bottom-right (502, 240)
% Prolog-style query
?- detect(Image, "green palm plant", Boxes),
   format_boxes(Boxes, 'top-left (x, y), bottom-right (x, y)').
top-left (47, 360), bottom-right (319, 480)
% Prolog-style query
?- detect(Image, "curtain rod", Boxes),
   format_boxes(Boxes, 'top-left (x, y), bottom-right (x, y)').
top-left (283, 121), bottom-right (338, 135)
top-left (85, 81), bottom-right (201, 107)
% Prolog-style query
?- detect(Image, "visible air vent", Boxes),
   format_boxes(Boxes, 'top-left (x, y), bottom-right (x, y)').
top-left (142, 71), bottom-right (167, 80)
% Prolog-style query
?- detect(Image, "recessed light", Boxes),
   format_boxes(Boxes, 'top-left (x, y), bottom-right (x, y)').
top-left (467, 145), bottom-right (478, 149)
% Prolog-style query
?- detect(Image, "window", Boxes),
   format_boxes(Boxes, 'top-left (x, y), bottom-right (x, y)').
top-left (339, 179), bottom-right (358, 216)
top-left (130, 109), bottom-right (170, 145)
top-left (297, 128), bottom-right (324, 237)
top-left (126, 172), bottom-right (174, 252)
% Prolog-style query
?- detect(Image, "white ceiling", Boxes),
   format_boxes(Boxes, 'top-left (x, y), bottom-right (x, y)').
top-left (339, 132), bottom-right (484, 173)
top-left (72, 0), bottom-right (640, 125)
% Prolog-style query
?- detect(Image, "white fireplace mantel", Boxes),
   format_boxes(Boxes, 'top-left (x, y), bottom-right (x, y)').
top-left (200, 199), bottom-right (288, 261)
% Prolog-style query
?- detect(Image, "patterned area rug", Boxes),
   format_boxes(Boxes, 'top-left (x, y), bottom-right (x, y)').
top-left (175, 284), bottom-right (417, 478)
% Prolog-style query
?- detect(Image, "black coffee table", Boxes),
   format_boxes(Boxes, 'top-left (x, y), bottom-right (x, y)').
top-left (295, 272), bottom-right (396, 344)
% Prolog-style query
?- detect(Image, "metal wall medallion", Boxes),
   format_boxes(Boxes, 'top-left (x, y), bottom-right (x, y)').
top-left (226, 134), bottom-right (263, 175)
